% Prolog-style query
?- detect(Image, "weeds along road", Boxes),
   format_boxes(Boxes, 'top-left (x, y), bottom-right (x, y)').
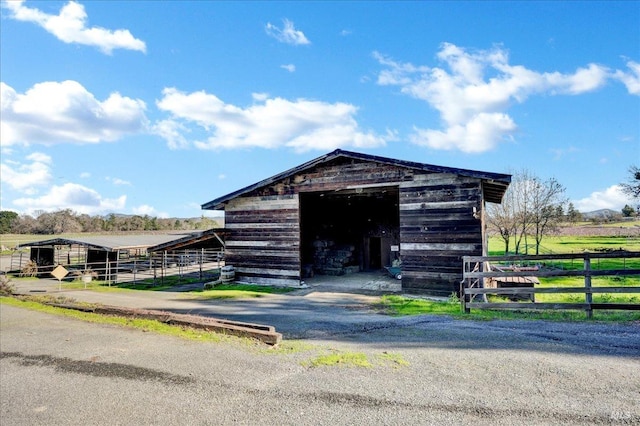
top-left (2, 301), bottom-right (639, 425)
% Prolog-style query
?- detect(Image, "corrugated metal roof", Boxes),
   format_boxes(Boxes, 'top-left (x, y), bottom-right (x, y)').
top-left (147, 228), bottom-right (227, 252)
top-left (17, 234), bottom-right (194, 251)
top-left (201, 149), bottom-right (511, 210)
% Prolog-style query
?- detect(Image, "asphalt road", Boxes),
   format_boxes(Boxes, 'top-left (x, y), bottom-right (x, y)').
top-left (2, 281), bottom-right (640, 425)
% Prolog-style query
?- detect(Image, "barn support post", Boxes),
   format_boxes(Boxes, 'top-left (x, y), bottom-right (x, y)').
top-left (105, 251), bottom-right (110, 286)
top-left (162, 251), bottom-right (166, 285)
top-left (115, 250), bottom-right (120, 285)
top-left (153, 255), bottom-right (157, 285)
top-left (584, 253), bottom-right (593, 319)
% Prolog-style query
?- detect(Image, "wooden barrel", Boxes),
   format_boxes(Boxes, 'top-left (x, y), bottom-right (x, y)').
top-left (220, 265), bottom-right (235, 283)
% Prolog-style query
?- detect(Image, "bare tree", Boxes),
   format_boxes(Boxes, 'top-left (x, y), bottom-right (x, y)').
top-left (621, 165), bottom-right (640, 211)
top-left (529, 177), bottom-right (566, 254)
top-left (487, 169), bottom-right (566, 255)
top-left (486, 185), bottom-right (516, 254)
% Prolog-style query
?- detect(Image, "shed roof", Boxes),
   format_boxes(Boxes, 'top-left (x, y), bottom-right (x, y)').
top-left (147, 228), bottom-right (227, 252)
top-left (202, 149), bottom-right (511, 210)
top-left (17, 234), bottom-right (193, 252)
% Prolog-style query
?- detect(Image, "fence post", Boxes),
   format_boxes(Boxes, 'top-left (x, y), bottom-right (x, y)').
top-left (584, 253), bottom-right (593, 319)
top-left (461, 257), bottom-right (470, 314)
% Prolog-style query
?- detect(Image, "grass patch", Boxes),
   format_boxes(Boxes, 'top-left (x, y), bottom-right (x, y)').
top-left (378, 294), bottom-right (640, 322)
top-left (305, 351), bottom-right (372, 368)
top-left (187, 284), bottom-right (296, 300)
top-left (0, 296), bottom-right (238, 344)
top-left (536, 276), bottom-right (640, 304)
top-left (376, 352), bottom-right (410, 368)
top-left (489, 234), bottom-right (640, 255)
top-left (378, 295), bottom-right (460, 316)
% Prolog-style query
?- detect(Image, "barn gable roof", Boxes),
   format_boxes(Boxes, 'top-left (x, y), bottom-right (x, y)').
top-left (202, 149), bottom-right (511, 210)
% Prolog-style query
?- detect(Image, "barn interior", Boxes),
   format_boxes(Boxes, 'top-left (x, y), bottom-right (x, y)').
top-left (299, 186), bottom-right (400, 278)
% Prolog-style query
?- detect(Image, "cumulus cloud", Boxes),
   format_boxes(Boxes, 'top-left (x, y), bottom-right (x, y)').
top-left (573, 185), bottom-right (630, 212)
top-left (1, 81), bottom-right (147, 147)
top-left (374, 43), bottom-right (613, 153)
top-left (614, 60), bottom-right (640, 95)
top-left (265, 19), bottom-right (310, 45)
top-left (281, 64), bottom-right (296, 72)
top-left (3, 0), bottom-right (146, 54)
top-left (155, 88), bottom-right (390, 152)
top-left (13, 182), bottom-right (126, 215)
top-left (0, 152), bottom-right (52, 194)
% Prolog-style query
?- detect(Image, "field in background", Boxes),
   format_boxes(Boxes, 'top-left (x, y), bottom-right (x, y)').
top-left (487, 221), bottom-right (639, 307)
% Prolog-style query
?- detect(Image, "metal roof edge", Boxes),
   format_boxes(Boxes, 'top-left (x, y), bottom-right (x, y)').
top-left (201, 149), bottom-right (511, 210)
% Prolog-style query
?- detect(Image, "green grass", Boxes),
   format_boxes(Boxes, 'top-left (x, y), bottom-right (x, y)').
top-left (376, 352), bottom-right (410, 368)
top-left (187, 284), bottom-right (296, 300)
top-left (304, 351), bottom-right (373, 368)
top-left (378, 294), bottom-right (640, 322)
top-left (0, 296), bottom-right (238, 343)
top-left (489, 234), bottom-right (640, 255)
top-left (536, 276), bottom-right (640, 304)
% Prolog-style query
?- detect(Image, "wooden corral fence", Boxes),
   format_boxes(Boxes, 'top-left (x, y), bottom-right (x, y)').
top-left (460, 251), bottom-right (640, 318)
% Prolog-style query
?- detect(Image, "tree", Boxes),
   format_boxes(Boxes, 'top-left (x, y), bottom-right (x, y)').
top-left (622, 204), bottom-right (635, 217)
top-left (566, 202), bottom-right (582, 224)
top-left (0, 211), bottom-right (18, 234)
top-left (529, 177), bottom-right (566, 254)
top-left (486, 185), bottom-right (517, 254)
top-left (487, 169), bottom-right (567, 255)
top-left (620, 165), bottom-right (640, 203)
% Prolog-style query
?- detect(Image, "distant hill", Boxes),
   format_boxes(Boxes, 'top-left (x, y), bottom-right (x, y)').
top-left (581, 209), bottom-right (621, 220)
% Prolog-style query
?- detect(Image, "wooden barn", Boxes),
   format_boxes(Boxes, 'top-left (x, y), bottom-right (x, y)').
top-left (202, 149), bottom-right (510, 296)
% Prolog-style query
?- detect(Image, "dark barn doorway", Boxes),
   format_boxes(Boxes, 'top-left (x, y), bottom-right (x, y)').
top-left (299, 186), bottom-right (400, 278)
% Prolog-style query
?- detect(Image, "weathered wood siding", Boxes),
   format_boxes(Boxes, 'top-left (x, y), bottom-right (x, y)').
top-left (399, 173), bottom-right (483, 296)
top-left (223, 158), bottom-right (486, 294)
top-left (224, 194), bottom-right (301, 286)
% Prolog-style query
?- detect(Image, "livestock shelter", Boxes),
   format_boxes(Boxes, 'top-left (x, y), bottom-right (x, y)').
top-left (14, 232), bottom-right (224, 284)
top-left (202, 149), bottom-right (510, 296)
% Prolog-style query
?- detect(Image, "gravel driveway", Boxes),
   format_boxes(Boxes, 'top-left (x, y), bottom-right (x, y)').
top-left (2, 278), bottom-right (640, 424)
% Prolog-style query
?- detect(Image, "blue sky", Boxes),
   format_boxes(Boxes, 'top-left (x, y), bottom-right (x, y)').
top-left (1, 0), bottom-right (638, 218)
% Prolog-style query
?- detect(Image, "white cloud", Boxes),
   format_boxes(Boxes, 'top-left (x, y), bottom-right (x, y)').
top-left (265, 19), bottom-right (310, 45)
top-left (13, 182), bottom-right (126, 215)
top-left (0, 152), bottom-right (52, 194)
top-left (3, 0), bottom-right (146, 54)
top-left (573, 185), bottom-right (630, 212)
top-left (375, 43), bottom-right (614, 153)
top-left (614, 60), bottom-right (640, 95)
top-left (107, 177), bottom-right (131, 186)
top-left (410, 113), bottom-right (516, 153)
top-left (281, 64), bottom-right (296, 72)
top-left (132, 204), bottom-right (169, 218)
top-left (1, 81), bottom-right (147, 147)
top-left (155, 88), bottom-right (389, 152)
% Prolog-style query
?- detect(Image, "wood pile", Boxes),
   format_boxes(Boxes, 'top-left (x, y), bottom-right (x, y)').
top-left (312, 240), bottom-right (359, 276)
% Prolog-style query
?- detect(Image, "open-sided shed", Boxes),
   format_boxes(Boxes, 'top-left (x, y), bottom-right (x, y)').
top-left (202, 149), bottom-right (510, 296)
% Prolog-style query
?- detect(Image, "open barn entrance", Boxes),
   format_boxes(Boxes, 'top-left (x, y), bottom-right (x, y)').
top-left (299, 186), bottom-right (400, 279)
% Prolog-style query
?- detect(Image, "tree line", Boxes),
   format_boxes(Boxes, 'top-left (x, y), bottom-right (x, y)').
top-left (0, 209), bottom-right (221, 234)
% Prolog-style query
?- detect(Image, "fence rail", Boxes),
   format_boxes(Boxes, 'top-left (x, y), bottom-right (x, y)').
top-left (7, 248), bottom-right (225, 287)
top-left (461, 251), bottom-right (640, 318)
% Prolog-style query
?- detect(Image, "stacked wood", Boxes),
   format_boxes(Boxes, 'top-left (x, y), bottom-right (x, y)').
top-left (312, 240), bottom-right (359, 275)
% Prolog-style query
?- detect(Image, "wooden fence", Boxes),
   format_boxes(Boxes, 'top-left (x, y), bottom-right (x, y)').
top-left (460, 251), bottom-right (640, 318)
